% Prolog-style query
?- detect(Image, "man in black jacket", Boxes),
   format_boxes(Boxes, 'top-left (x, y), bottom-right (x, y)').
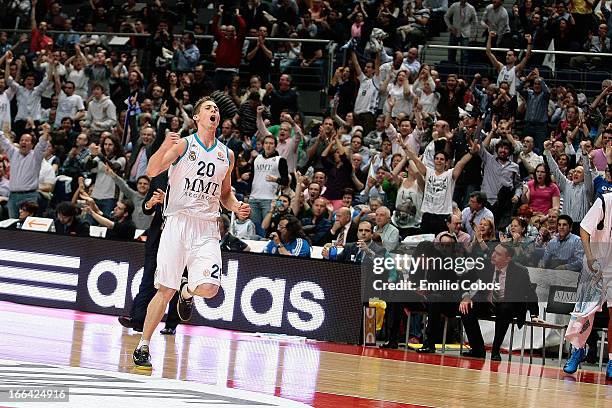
top-left (460, 243), bottom-right (540, 361)
top-left (336, 220), bottom-right (387, 263)
top-left (54, 201), bottom-right (90, 237)
top-left (320, 206), bottom-right (358, 246)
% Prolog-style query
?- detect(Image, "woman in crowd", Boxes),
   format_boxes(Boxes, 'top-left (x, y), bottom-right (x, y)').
top-left (500, 216), bottom-right (535, 265)
top-left (522, 163), bottom-right (560, 215)
top-left (468, 218), bottom-right (497, 257)
top-left (87, 135), bottom-right (126, 218)
top-left (391, 149), bottom-right (424, 236)
top-left (381, 70), bottom-right (413, 118)
top-left (321, 132), bottom-right (356, 210)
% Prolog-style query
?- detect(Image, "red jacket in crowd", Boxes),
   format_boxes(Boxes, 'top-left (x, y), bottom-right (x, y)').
top-left (212, 14), bottom-right (246, 70)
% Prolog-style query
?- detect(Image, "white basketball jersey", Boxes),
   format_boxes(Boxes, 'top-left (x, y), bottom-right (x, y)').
top-left (497, 65), bottom-right (517, 96)
top-left (164, 134), bottom-right (230, 220)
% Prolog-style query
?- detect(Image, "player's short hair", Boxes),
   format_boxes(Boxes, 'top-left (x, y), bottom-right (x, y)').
top-left (193, 96), bottom-right (215, 117)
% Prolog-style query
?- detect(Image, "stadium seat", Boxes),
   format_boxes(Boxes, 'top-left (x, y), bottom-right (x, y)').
top-left (555, 69), bottom-right (583, 89)
top-left (434, 61), bottom-right (460, 82)
top-left (463, 63), bottom-right (492, 81)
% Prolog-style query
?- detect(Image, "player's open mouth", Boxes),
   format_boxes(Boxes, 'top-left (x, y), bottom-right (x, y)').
top-left (210, 115), bottom-right (216, 121)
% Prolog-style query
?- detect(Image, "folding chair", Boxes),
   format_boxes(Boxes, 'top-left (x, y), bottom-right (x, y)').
top-left (520, 285), bottom-right (577, 366)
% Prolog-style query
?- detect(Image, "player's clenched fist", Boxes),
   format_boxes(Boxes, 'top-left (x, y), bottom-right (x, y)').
top-left (163, 132), bottom-right (180, 147)
top-left (235, 201), bottom-right (251, 218)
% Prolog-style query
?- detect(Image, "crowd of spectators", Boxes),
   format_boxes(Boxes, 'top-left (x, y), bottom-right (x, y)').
top-left (0, 0), bottom-right (609, 250)
top-left (0, 0), bottom-right (611, 363)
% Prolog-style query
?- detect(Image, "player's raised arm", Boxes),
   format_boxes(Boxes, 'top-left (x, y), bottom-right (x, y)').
top-left (146, 132), bottom-right (186, 177)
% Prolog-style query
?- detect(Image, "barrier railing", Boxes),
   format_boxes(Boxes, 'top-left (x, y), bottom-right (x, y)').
top-left (422, 43), bottom-right (612, 63)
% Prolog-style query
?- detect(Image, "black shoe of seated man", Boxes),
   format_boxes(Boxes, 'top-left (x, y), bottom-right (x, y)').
top-left (461, 349), bottom-right (486, 359)
top-left (160, 327), bottom-right (176, 335)
top-left (416, 346), bottom-right (436, 354)
top-left (490, 352), bottom-right (502, 362)
top-left (133, 345), bottom-right (152, 368)
top-left (380, 341), bottom-right (399, 349)
top-left (118, 316), bottom-right (134, 329)
top-left (177, 277), bottom-right (194, 322)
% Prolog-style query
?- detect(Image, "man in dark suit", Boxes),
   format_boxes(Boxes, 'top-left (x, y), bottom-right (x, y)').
top-left (460, 243), bottom-right (540, 361)
top-left (336, 220), bottom-right (387, 263)
top-left (321, 206), bottom-right (358, 246)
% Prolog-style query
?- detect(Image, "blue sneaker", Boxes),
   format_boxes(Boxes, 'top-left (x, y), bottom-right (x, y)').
top-left (563, 348), bottom-right (585, 374)
top-left (606, 360), bottom-right (612, 380)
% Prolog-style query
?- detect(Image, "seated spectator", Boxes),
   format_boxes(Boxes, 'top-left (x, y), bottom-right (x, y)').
top-left (590, 128), bottom-right (612, 172)
top-left (416, 236), bottom-right (463, 354)
top-left (521, 163), bottom-right (560, 215)
top-left (461, 191), bottom-right (494, 238)
top-left (82, 196), bottom-right (136, 241)
top-left (539, 215), bottom-right (584, 271)
top-left (301, 197), bottom-right (333, 246)
top-left (360, 167), bottom-right (388, 207)
top-left (373, 206), bottom-right (400, 251)
top-left (54, 201), bottom-right (90, 237)
top-left (219, 214), bottom-right (250, 251)
top-left (8, 201), bottom-right (38, 229)
top-left (229, 209), bottom-right (257, 240)
top-left (517, 135), bottom-right (544, 178)
top-left (263, 214), bottom-right (311, 257)
top-left (321, 206), bottom-right (358, 247)
top-left (261, 193), bottom-right (292, 238)
top-left (434, 214), bottom-right (471, 244)
top-left (499, 216), bottom-right (535, 265)
top-left (468, 217), bottom-right (498, 256)
top-left (335, 220), bottom-right (388, 263)
top-left (570, 23), bottom-right (611, 69)
top-left (460, 243), bottom-right (540, 361)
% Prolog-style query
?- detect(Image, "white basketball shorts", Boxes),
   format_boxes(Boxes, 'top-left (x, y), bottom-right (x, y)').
top-left (154, 214), bottom-right (222, 291)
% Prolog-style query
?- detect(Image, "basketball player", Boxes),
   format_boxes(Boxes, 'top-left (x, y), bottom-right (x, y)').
top-left (132, 97), bottom-right (251, 368)
top-left (563, 192), bottom-right (612, 379)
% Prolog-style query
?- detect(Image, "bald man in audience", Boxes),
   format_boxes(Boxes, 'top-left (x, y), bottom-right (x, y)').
top-left (321, 206), bottom-right (358, 246)
top-left (374, 206), bottom-right (400, 251)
